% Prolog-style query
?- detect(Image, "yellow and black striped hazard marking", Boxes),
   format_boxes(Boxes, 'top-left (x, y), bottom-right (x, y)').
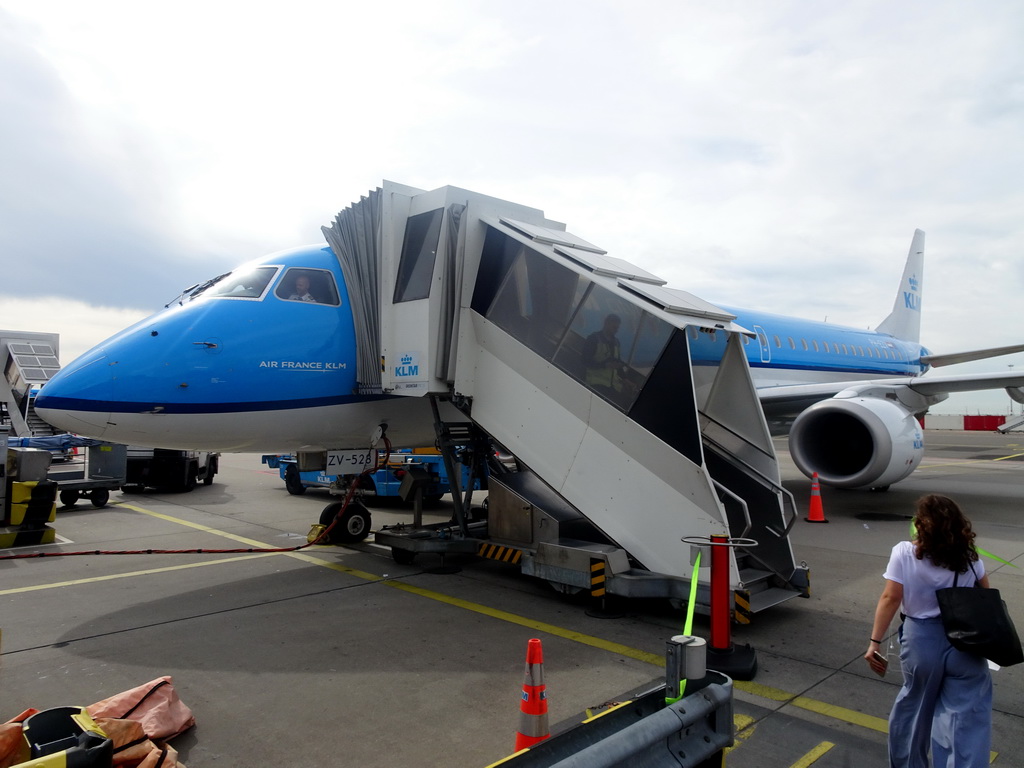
top-left (589, 559), bottom-right (607, 598)
top-left (0, 525), bottom-right (57, 549)
top-left (477, 543), bottom-right (522, 564)
top-left (734, 591), bottom-right (752, 624)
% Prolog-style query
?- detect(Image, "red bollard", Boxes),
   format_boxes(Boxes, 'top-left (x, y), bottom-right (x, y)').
top-left (709, 534), bottom-right (731, 651)
top-left (705, 534), bottom-right (758, 680)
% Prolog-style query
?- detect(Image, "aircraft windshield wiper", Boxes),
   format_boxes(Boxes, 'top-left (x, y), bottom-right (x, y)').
top-left (165, 273), bottom-right (231, 307)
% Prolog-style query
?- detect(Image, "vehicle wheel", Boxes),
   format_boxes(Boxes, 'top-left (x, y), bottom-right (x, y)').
top-left (89, 489), bottom-right (110, 508)
top-left (391, 547), bottom-right (416, 565)
top-left (60, 489), bottom-right (80, 507)
top-left (284, 464), bottom-right (306, 495)
top-left (202, 457), bottom-right (218, 485)
top-left (120, 484), bottom-right (144, 494)
top-left (183, 464), bottom-right (198, 491)
top-left (318, 501), bottom-right (372, 544)
top-left (424, 492), bottom-right (445, 504)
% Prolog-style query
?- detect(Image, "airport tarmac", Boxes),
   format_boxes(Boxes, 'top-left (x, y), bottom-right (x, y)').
top-left (2, 430), bottom-right (1022, 766)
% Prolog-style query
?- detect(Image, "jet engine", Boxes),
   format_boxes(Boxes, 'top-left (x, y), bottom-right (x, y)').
top-left (788, 396), bottom-right (924, 490)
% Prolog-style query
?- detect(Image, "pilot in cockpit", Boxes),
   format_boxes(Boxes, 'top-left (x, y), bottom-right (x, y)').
top-left (288, 274), bottom-right (317, 303)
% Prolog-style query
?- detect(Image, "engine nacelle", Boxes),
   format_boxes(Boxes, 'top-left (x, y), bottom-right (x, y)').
top-left (788, 396), bottom-right (924, 489)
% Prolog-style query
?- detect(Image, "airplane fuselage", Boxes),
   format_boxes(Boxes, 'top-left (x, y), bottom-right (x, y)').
top-left (35, 246), bottom-right (442, 450)
top-left (36, 243), bottom-right (931, 453)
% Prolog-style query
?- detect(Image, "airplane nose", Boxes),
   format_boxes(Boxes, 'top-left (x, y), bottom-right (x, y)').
top-left (34, 350), bottom-right (121, 439)
top-left (34, 399), bottom-right (115, 438)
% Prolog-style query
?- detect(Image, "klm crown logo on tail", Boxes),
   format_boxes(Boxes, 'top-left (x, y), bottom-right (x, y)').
top-left (904, 274), bottom-right (921, 311)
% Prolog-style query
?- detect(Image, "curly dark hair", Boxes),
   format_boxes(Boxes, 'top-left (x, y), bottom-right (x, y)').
top-left (913, 494), bottom-right (979, 573)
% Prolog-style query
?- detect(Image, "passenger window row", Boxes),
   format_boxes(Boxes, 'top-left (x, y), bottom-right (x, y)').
top-left (697, 328), bottom-right (904, 360)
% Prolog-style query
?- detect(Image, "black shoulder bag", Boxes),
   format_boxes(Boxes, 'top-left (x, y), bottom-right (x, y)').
top-left (936, 564), bottom-right (1023, 667)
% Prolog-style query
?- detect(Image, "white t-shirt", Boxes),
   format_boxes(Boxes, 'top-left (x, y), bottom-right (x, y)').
top-left (883, 540), bottom-right (986, 619)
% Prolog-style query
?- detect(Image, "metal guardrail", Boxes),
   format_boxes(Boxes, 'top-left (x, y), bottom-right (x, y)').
top-left (489, 636), bottom-right (732, 768)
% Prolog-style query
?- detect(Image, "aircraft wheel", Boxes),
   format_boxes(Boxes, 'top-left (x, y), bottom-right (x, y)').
top-left (89, 489), bottom-right (110, 508)
top-left (319, 501), bottom-right (372, 544)
top-left (391, 547), bottom-right (416, 565)
top-left (60, 489), bottom-right (80, 507)
top-left (284, 464), bottom-right (306, 495)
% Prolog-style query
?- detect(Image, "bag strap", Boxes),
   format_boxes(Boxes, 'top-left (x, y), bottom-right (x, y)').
top-left (969, 562), bottom-right (980, 587)
top-left (951, 562), bottom-right (981, 589)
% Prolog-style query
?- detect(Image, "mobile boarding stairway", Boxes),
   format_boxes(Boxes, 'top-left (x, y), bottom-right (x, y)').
top-left (1, 332), bottom-right (63, 439)
top-left (316, 182), bottom-right (809, 620)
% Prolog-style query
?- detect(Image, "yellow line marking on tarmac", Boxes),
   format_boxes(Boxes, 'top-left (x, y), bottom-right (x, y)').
top-left (379, 575), bottom-right (666, 665)
top-left (724, 714), bottom-right (756, 755)
top-left (918, 451), bottom-right (1024, 470)
top-left (0, 553), bottom-right (279, 596)
top-left (790, 696), bottom-right (889, 733)
top-left (791, 741), bottom-right (835, 767)
top-left (121, 504), bottom-right (289, 549)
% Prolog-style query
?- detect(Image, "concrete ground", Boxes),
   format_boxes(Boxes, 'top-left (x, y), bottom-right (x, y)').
top-left (2, 431), bottom-right (1022, 766)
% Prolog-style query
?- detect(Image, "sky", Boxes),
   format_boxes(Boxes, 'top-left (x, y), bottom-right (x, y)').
top-left (2, 1), bottom-right (1022, 414)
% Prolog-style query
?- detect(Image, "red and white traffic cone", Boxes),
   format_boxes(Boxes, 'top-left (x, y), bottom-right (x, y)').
top-left (805, 472), bottom-right (828, 523)
top-left (514, 638), bottom-right (549, 751)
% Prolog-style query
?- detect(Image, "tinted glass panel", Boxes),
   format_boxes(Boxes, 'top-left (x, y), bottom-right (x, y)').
top-left (473, 228), bottom-right (523, 315)
top-left (554, 284), bottom-right (670, 412)
top-left (394, 208), bottom-right (443, 303)
top-left (275, 268), bottom-right (341, 306)
top-left (629, 329), bottom-right (702, 464)
top-left (489, 246), bottom-right (586, 360)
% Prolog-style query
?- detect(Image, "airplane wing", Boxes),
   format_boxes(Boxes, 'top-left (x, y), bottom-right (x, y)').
top-left (922, 343), bottom-right (1024, 367)
top-left (759, 370), bottom-right (1024, 427)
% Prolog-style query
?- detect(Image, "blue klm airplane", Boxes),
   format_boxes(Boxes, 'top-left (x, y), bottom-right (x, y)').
top-left (35, 228), bottom-right (1024, 491)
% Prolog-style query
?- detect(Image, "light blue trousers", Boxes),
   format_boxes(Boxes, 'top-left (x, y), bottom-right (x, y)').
top-left (889, 616), bottom-right (992, 768)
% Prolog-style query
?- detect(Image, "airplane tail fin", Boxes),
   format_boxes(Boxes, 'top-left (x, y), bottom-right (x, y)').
top-left (876, 229), bottom-right (925, 343)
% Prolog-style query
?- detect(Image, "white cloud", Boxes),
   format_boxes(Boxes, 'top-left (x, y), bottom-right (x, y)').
top-left (0, 295), bottom-right (147, 363)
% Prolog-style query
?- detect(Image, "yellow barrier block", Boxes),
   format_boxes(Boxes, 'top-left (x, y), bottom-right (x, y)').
top-left (7, 501), bottom-right (57, 526)
top-left (10, 481), bottom-right (40, 504)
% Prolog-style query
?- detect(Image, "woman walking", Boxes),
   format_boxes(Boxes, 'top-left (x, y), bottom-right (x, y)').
top-left (865, 494), bottom-right (992, 767)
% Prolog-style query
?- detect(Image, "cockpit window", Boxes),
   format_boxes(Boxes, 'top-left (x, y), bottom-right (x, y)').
top-left (191, 266), bottom-right (278, 300)
top-left (274, 268), bottom-right (341, 306)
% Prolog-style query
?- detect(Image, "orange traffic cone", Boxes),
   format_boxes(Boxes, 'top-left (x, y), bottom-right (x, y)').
top-left (806, 472), bottom-right (828, 523)
top-left (514, 638), bottom-right (550, 751)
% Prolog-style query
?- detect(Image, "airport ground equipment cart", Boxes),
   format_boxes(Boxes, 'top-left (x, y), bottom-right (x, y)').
top-left (122, 448), bottom-right (218, 492)
top-left (9, 434), bottom-right (126, 508)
